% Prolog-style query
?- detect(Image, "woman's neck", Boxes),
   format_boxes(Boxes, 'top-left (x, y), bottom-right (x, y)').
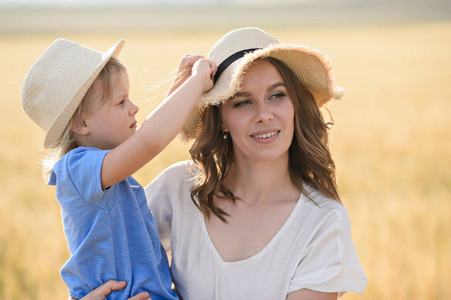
top-left (223, 156), bottom-right (298, 203)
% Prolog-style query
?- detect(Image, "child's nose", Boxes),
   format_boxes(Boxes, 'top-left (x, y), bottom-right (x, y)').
top-left (130, 102), bottom-right (139, 115)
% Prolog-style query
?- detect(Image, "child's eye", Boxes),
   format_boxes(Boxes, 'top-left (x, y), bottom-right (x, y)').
top-left (118, 100), bottom-right (125, 106)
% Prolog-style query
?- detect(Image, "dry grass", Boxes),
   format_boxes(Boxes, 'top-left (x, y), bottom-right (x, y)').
top-left (1, 21), bottom-right (450, 299)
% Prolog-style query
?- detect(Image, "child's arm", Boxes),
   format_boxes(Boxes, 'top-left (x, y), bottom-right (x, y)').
top-left (100, 58), bottom-right (216, 189)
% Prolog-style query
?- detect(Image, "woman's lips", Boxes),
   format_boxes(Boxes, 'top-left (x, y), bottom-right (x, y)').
top-left (250, 130), bottom-right (281, 143)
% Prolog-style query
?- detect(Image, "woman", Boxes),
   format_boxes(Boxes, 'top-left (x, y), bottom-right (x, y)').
top-left (147, 27), bottom-right (367, 299)
top-left (84, 27), bottom-right (367, 300)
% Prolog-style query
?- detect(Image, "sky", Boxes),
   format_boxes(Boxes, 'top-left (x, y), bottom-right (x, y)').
top-left (1, 0), bottom-right (446, 9)
top-left (0, 0), bottom-right (319, 8)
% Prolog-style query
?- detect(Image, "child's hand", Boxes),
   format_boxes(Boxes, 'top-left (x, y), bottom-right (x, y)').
top-left (191, 58), bottom-right (216, 93)
top-left (167, 54), bottom-right (205, 97)
top-left (177, 54), bottom-right (204, 77)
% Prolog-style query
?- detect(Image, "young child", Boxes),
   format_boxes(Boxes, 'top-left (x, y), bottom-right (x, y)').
top-left (21, 39), bottom-right (215, 300)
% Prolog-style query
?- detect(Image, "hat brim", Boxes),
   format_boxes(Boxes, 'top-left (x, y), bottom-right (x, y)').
top-left (181, 43), bottom-right (344, 141)
top-left (43, 40), bottom-right (125, 148)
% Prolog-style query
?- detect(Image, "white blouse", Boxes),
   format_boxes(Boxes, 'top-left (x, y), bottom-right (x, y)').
top-left (146, 161), bottom-right (367, 300)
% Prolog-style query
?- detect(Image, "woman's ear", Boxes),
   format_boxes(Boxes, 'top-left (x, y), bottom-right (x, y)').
top-left (71, 114), bottom-right (90, 136)
top-left (221, 122), bottom-right (229, 132)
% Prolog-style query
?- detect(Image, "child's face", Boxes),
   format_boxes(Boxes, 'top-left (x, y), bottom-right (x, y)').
top-left (80, 69), bottom-right (139, 150)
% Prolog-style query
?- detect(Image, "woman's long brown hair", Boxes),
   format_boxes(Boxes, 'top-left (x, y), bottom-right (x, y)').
top-left (189, 57), bottom-right (340, 222)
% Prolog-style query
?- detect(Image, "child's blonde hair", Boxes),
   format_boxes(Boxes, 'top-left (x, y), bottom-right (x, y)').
top-left (42, 57), bottom-right (127, 179)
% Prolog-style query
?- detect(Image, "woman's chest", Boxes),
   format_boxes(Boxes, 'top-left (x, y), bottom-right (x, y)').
top-left (170, 234), bottom-right (294, 300)
top-left (169, 199), bottom-right (307, 300)
top-left (205, 199), bottom-right (298, 262)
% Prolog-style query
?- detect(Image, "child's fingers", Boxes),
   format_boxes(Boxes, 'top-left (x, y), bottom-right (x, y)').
top-left (194, 59), bottom-right (217, 81)
top-left (179, 54), bottom-right (204, 69)
top-left (192, 59), bottom-right (216, 78)
top-left (208, 59), bottom-right (217, 78)
top-left (177, 65), bottom-right (193, 80)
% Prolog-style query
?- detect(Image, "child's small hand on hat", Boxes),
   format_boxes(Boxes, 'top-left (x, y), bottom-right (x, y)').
top-left (178, 54), bottom-right (204, 75)
top-left (167, 54), bottom-right (204, 97)
top-left (191, 58), bottom-right (216, 93)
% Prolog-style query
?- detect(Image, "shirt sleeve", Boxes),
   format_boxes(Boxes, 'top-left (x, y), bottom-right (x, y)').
top-left (49, 147), bottom-right (110, 208)
top-left (288, 205), bottom-right (368, 297)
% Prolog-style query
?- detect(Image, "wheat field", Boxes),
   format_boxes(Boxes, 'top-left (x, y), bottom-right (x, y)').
top-left (0, 15), bottom-right (450, 300)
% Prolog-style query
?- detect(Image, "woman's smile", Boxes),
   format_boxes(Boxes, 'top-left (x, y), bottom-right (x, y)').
top-left (250, 130), bottom-right (281, 143)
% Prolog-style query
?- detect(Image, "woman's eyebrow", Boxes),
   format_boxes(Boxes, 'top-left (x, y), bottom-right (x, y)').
top-left (267, 82), bottom-right (285, 92)
top-left (233, 82), bottom-right (285, 98)
top-left (233, 91), bottom-right (252, 98)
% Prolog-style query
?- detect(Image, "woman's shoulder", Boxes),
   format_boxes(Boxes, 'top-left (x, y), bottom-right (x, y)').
top-left (147, 160), bottom-right (199, 189)
top-left (145, 161), bottom-right (199, 208)
top-left (301, 183), bottom-right (349, 219)
top-left (299, 184), bottom-right (355, 245)
top-left (157, 160), bottom-right (199, 178)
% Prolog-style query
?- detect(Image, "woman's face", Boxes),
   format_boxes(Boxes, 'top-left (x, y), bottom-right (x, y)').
top-left (221, 59), bottom-right (295, 164)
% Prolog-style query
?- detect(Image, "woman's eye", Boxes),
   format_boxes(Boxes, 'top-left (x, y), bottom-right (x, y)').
top-left (233, 100), bottom-right (250, 107)
top-left (270, 92), bottom-right (286, 100)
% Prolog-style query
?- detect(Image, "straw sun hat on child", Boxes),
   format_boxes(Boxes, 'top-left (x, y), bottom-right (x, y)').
top-left (181, 27), bottom-right (344, 141)
top-left (22, 39), bottom-right (125, 149)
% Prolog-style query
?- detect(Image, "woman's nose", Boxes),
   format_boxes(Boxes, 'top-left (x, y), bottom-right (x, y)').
top-left (255, 103), bottom-right (273, 123)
